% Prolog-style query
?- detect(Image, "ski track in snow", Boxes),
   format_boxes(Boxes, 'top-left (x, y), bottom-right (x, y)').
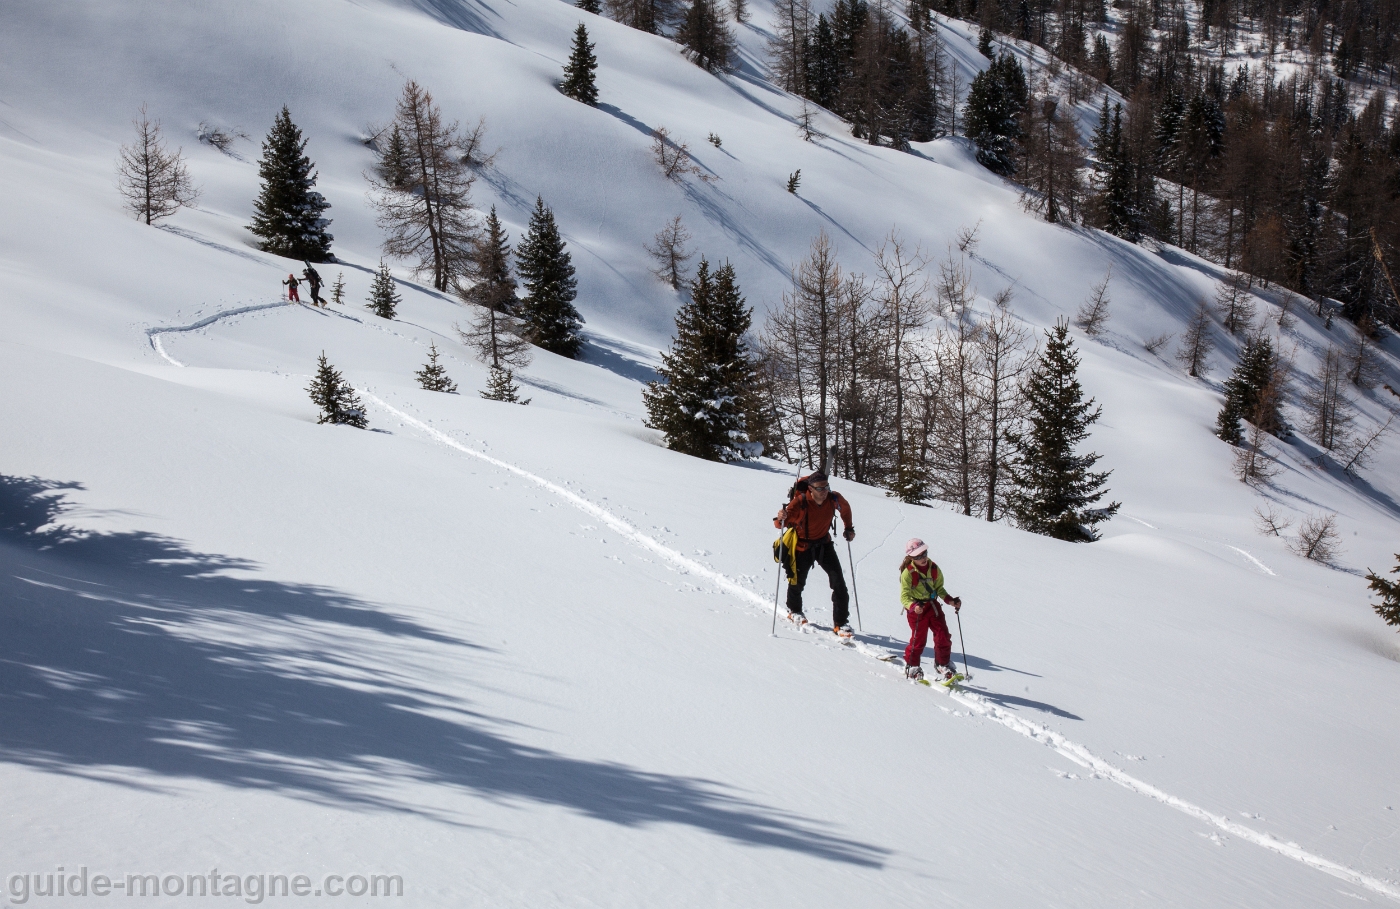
top-left (1223, 544), bottom-right (1277, 576)
top-left (370, 394), bottom-right (1400, 905)
top-left (149, 305), bottom-right (1400, 903)
top-left (147, 301), bottom-right (292, 365)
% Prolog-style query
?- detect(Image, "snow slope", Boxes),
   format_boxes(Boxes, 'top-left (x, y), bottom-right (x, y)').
top-left (2, 0), bottom-right (1400, 906)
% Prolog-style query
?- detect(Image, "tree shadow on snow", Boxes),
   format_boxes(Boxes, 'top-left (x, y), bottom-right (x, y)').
top-left (396, 0), bottom-right (509, 41)
top-left (579, 333), bottom-right (660, 385)
top-left (0, 476), bottom-right (885, 866)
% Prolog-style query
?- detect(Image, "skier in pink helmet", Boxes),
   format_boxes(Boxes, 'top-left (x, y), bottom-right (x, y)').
top-left (899, 538), bottom-right (961, 682)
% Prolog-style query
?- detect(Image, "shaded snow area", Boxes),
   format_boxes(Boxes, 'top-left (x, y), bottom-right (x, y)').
top-left (2, 0), bottom-right (1400, 906)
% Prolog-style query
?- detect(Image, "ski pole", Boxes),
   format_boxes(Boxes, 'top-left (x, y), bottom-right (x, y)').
top-left (846, 537), bottom-right (863, 632)
top-left (954, 606), bottom-right (971, 680)
top-left (771, 561), bottom-right (783, 635)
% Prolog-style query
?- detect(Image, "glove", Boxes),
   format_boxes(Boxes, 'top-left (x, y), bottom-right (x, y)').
top-left (842, 526), bottom-right (855, 541)
top-left (950, 597), bottom-right (962, 613)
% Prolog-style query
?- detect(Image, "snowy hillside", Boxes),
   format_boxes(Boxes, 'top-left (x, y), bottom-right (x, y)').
top-left (3, 0), bottom-right (1400, 906)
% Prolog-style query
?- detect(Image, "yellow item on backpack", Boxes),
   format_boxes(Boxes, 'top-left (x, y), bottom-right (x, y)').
top-left (772, 527), bottom-right (799, 585)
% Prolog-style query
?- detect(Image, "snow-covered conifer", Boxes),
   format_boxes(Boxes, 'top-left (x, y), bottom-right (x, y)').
top-left (1006, 320), bottom-right (1119, 541)
top-left (415, 342), bottom-right (458, 393)
top-left (307, 352), bottom-right (368, 428)
top-left (643, 258), bottom-right (760, 461)
top-left (367, 261), bottom-right (401, 319)
top-left (561, 24), bottom-right (599, 106)
top-left (248, 106), bottom-right (333, 262)
top-left (963, 54), bottom-right (1025, 176)
top-left (516, 197), bottom-right (583, 358)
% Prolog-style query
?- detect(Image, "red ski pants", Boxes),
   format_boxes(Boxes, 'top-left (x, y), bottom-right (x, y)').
top-left (904, 603), bottom-right (951, 667)
top-left (287, 286), bottom-right (300, 302)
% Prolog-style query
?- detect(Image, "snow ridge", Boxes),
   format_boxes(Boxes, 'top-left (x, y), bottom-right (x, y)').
top-left (374, 390), bottom-right (1400, 904)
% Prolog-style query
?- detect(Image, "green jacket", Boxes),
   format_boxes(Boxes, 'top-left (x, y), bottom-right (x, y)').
top-left (900, 562), bottom-right (947, 610)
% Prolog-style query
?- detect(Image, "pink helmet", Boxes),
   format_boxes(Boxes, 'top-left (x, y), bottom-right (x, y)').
top-left (905, 538), bottom-right (928, 558)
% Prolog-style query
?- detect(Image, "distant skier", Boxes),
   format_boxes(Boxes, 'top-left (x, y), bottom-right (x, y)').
top-left (773, 469), bottom-right (855, 637)
top-left (282, 273), bottom-right (301, 303)
top-left (899, 538), bottom-right (962, 682)
top-left (302, 262), bottom-right (325, 307)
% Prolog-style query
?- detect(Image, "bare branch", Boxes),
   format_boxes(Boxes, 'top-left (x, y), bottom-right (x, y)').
top-left (956, 221), bottom-right (981, 255)
top-left (1175, 298), bottom-right (1214, 377)
top-left (1144, 333), bottom-right (1173, 354)
top-left (1338, 413), bottom-right (1395, 476)
top-left (1074, 267), bottom-right (1111, 337)
top-left (651, 127), bottom-right (697, 181)
top-left (1291, 512), bottom-right (1342, 564)
top-left (1253, 504), bottom-right (1292, 536)
top-left (645, 216), bottom-right (694, 290)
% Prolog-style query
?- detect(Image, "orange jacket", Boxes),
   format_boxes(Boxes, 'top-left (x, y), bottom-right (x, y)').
top-left (774, 488), bottom-right (852, 550)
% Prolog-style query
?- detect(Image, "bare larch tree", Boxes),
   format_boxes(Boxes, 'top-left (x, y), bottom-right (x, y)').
top-left (645, 216), bottom-right (694, 289)
top-left (369, 81), bottom-right (479, 292)
top-left (117, 105), bottom-right (199, 225)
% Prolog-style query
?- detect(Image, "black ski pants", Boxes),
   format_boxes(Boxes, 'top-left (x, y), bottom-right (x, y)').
top-left (786, 539), bottom-right (849, 626)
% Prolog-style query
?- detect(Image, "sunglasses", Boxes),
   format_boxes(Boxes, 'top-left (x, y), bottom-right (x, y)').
top-left (809, 484), bottom-right (830, 492)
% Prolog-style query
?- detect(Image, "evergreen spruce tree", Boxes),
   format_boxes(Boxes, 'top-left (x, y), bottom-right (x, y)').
top-left (248, 106), bottom-right (333, 261)
top-left (561, 24), bottom-right (600, 106)
top-left (481, 365), bottom-right (530, 404)
top-left (1214, 388), bottom-right (1246, 445)
top-left (978, 27), bottom-right (995, 57)
top-left (1215, 334), bottom-right (1282, 443)
top-left (1090, 95), bottom-right (1114, 164)
top-left (367, 261), bottom-right (401, 319)
top-left (307, 352), bottom-right (368, 428)
top-left (1367, 555), bottom-right (1400, 628)
top-left (376, 124), bottom-right (412, 189)
top-left (465, 206), bottom-right (517, 316)
top-left (677, 0), bottom-right (737, 73)
top-left (642, 258), bottom-right (761, 461)
top-left (577, 0), bottom-right (601, 13)
top-left (1007, 320), bottom-right (1120, 541)
top-left (516, 196), bottom-right (584, 358)
top-left (458, 206), bottom-right (533, 371)
top-left (330, 272), bottom-right (346, 305)
top-left (1092, 104), bottom-right (1143, 242)
top-left (415, 342), bottom-right (458, 393)
top-left (963, 54), bottom-right (1025, 176)
top-left (806, 15), bottom-right (840, 110)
